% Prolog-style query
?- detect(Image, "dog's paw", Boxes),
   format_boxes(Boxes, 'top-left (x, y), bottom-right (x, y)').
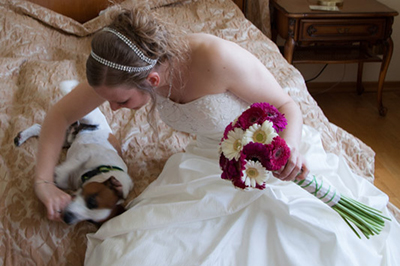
top-left (59, 80), bottom-right (79, 95)
top-left (54, 167), bottom-right (69, 189)
top-left (14, 124), bottom-right (41, 147)
top-left (14, 132), bottom-right (23, 147)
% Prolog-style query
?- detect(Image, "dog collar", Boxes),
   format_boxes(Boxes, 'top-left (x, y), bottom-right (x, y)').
top-left (81, 165), bottom-right (124, 184)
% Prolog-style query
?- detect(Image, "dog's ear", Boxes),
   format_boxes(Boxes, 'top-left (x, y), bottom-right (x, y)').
top-left (113, 204), bottom-right (126, 216)
top-left (95, 204), bottom-right (126, 225)
top-left (104, 176), bottom-right (123, 198)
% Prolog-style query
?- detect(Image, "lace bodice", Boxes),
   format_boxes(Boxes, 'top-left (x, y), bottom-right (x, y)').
top-left (156, 92), bottom-right (249, 141)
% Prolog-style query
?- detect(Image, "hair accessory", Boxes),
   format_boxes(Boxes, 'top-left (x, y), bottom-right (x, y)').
top-left (90, 27), bottom-right (158, 73)
top-left (91, 51), bottom-right (155, 72)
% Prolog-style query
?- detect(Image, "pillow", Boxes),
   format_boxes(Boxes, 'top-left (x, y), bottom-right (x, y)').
top-left (7, 0), bottom-right (186, 37)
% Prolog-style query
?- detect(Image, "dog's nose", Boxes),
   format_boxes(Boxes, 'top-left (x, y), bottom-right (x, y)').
top-left (63, 211), bottom-right (77, 225)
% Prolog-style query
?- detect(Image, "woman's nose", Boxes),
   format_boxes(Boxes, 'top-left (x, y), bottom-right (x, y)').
top-left (109, 102), bottom-right (120, 111)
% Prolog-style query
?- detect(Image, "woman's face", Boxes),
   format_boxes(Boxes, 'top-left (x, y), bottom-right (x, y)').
top-left (95, 85), bottom-right (151, 111)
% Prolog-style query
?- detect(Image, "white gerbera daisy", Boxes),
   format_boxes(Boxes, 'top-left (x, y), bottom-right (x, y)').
top-left (241, 160), bottom-right (270, 188)
top-left (231, 113), bottom-right (241, 127)
top-left (220, 127), bottom-right (245, 160)
top-left (243, 120), bottom-right (278, 145)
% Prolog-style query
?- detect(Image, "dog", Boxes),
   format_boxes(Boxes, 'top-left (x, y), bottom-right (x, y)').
top-left (14, 80), bottom-right (134, 225)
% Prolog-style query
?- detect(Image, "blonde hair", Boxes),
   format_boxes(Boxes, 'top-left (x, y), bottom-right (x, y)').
top-left (86, 5), bottom-right (190, 128)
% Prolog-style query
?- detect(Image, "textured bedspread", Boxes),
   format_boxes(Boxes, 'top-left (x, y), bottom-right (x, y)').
top-left (0, 0), bottom-right (393, 265)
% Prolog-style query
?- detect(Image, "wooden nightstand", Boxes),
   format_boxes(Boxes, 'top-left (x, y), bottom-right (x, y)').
top-left (270, 0), bottom-right (398, 116)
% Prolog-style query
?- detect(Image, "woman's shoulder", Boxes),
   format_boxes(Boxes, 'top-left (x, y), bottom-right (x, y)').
top-left (187, 33), bottom-right (219, 43)
top-left (176, 34), bottom-right (234, 99)
top-left (186, 33), bottom-right (240, 71)
top-left (187, 33), bottom-right (235, 53)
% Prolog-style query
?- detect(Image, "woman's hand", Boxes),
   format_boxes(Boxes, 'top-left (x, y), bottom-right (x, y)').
top-left (34, 82), bottom-right (103, 221)
top-left (273, 146), bottom-right (309, 181)
top-left (34, 182), bottom-right (71, 221)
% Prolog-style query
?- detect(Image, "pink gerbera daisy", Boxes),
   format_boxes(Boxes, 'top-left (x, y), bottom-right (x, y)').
top-left (237, 106), bottom-right (266, 130)
top-left (250, 102), bottom-right (287, 132)
top-left (219, 154), bottom-right (245, 181)
top-left (242, 142), bottom-right (271, 169)
top-left (222, 122), bottom-right (234, 140)
top-left (266, 136), bottom-right (291, 170)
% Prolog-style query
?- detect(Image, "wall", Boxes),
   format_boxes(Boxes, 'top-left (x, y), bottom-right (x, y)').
top-left (294, 0), bottom-right (399, 83)
top-left (26, 0), bottom-right (115, 23)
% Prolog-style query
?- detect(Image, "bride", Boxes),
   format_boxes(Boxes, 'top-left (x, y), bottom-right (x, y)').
top-left (34, 6), bottom-right (400, 266)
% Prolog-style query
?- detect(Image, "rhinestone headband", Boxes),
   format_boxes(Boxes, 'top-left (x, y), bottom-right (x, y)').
top-left (90, 51), bottom-right (155, 72)
top-left (90, 27), bottom-right (158, 73)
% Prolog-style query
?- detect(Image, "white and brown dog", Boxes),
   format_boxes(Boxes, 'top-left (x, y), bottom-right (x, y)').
top-left (15, 80), bottom-right (133, 225)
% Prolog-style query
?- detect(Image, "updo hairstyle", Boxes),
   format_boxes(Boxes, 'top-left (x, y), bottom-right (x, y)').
top-left (86, 5), bottom-right (189, 128)
top-left (86, 5), bottom-right (188, 99)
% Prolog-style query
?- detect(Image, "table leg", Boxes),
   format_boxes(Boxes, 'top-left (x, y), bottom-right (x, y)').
top-left (284, 37), bottom-right (295, 64)
top-left (357, 62), bottom-right (365, 95)
top-left (270, 4), bottom-right (278, 43)
top-left (377, 37), bottom-right (394, 116)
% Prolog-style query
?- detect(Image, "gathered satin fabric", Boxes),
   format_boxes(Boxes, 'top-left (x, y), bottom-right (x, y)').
top-left (85, 92), bottom-right (400, 266)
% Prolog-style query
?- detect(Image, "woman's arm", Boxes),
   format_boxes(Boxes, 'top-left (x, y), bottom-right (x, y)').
top-left (35, 81), bottom-right (105, 221)
top-left (206, 36), bottom-right (308, 181)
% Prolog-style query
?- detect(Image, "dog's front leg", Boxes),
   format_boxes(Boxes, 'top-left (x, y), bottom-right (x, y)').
top-left (14, 124), bottom-right (41, 146)
top-left (55, 158), bottom-right (85, 190)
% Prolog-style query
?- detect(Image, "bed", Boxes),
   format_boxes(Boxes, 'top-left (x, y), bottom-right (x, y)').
top-left (1, 0), bottom-right (399, 265)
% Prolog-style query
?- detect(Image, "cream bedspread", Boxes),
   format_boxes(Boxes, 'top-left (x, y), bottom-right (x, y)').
top-left (0, 0), bottom-right (394, 265)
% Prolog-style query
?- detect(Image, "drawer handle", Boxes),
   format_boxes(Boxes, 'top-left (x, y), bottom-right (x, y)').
top-left (307, 25), bottom-right (317, 36)
top-left (337, 27), bottom-right (350, 34)
top-left (368, 25), bottom-right (379, 35)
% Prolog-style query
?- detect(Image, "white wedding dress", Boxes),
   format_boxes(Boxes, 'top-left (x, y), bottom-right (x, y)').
top-left (85, 92), bottom-right (400, 266)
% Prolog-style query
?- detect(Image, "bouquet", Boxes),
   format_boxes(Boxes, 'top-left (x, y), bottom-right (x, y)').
top-left (219, 102), bottom-right (390, 239)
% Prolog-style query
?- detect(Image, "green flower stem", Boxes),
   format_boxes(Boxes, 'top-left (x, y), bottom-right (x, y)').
top-left (334, 204), bottom-right (375, 235)
top-left (344, 197), bottom-right (391, 221)
top-left (335, 204), bottom-right (379, 238)
top-left (333, 206), bottom-right (369, 239)
top-left (294, 175), bottom-right (391, 239)
top-left (341, 199), bottom-right (385, 227)
top-left (341, 215), bottom-right (361, 239)
top-left (337, 200), bottom-right (383, 235)
top-left (345, 208), bottom-right (384, 229)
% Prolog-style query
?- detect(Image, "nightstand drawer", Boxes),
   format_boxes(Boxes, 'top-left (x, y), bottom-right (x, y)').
top-left (299, 19), bottom-right (386, 41)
